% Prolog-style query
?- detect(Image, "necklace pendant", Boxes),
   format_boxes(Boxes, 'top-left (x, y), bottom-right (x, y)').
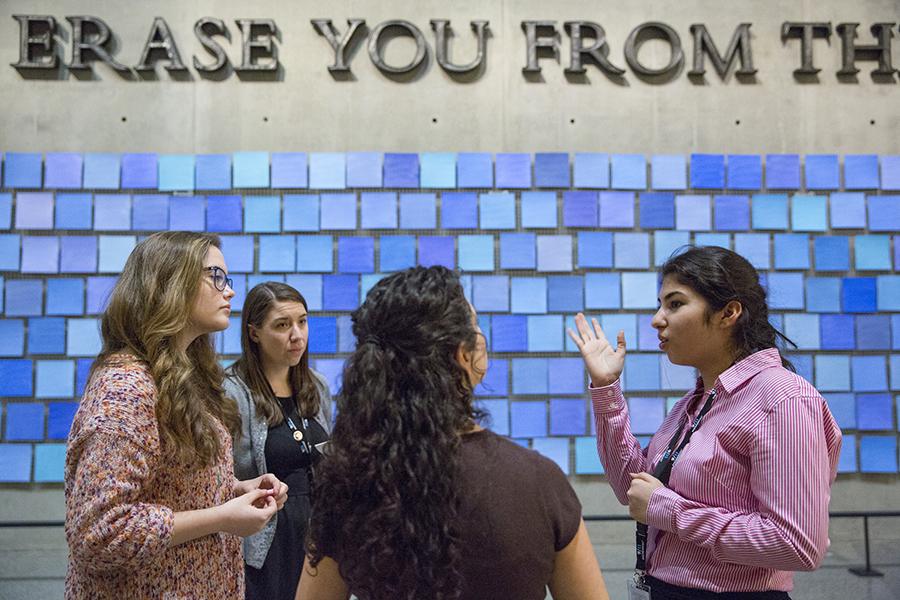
top-left (293, 430), bottom-right (304, 442)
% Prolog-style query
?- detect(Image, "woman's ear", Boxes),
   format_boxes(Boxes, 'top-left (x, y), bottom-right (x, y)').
top-left (248, 324), bottom-right (260, 343)
top-left (719, 300), bottom-right (743, 329)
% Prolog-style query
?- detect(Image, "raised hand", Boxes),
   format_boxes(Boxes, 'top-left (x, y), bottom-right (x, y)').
top-left (566, 313), bottom-right (626, 387)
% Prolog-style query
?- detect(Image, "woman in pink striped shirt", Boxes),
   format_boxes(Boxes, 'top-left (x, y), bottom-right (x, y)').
top-left (569, 246), bottom-right (842, 600)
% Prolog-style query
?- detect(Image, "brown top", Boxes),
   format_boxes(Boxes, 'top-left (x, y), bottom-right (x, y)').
top-left (455, 429), bottom-right (582, 600)
top-left (64, 355), bottom-right (243, 600)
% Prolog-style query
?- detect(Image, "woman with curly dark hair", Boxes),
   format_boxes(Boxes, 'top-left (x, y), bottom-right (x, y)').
top-left (296, 266), bottom-right (608, 600)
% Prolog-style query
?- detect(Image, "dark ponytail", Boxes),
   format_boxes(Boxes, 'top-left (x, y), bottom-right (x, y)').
top-left (661, 246), bottom-right (796, 371)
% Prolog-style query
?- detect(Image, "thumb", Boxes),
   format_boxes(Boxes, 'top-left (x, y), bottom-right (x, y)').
top-left (617, 330), bottom-right (626, 352)
top-left (244, 487), bottom-right (275, 503)
top-left (258, 473), bottom-right (277, 489)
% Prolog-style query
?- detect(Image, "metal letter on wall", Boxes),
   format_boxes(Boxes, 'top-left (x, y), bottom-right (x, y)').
top-left (689, 23), bottom-right (757, 78)
top-left (623, 22), bottom-right (683, 77)
top-left (367, 20), bottom-right (427, 74)
top-left (564, 21), bottom-right (625, 76)
top-left (836, 23), bottom-right (896, 76)
top-left (193, 17), bottom-right (230, 73)
top-left (431, 20), bottom-right (489, 74)
top-left (11, 15), bottom-right (57, 69)
top-left (781, 22), bottom-right (833, 75)
top-left (521, 21), bottom-right (559, 74)
top-left (236, 19), bottom-right (279, 72)
top-left (67, 16), bottom-right (130, 72)
top-left (135, 17), bottom-right (187, 71)
top-left (311, 18), bottom-right (366, 73)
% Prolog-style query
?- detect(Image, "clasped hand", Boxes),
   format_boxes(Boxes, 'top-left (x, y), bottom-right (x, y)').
top-left (626, 472), bottom-right (664, 524)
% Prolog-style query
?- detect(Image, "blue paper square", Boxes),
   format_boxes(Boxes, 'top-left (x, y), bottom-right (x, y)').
top-left (283, 194), bottom-right (320, 232)
top-left (0, 359), bottom-right (33, 396)
top-left (855, 315), bottom-right (891, 350)
top-left (815, 354), bottom-right (850, 391)
top-left (441, 192), bottom-right (477, 229)
top-left (296, 235), bottom-right (333, 273)
top-left (418, 236), bottom-right (455, 269)
top-left (773, 234), bottom-right (809, 270)
top-left (48, 401), bottom-right (78, 438)
top-left (675, 195), bottom-right (711, 230)
top-left (308, 153), bottom-right (346, 190)
top-left (562, 191), bottom-right (597, 227)
top-left (320, 194), bottom-right (356, 230)
top-left (308, 316), bottom-right (337, 354)
top-left (691, 154), bottom-right (725, 189)
top-left (575, 437), bottom-right (604, 474)
top-left (93, 194), bottom-right (131, 231)
top-left (337, 237), bottom-right (374, 273)
top-left (83, 153), bottom-right (120, 189)
top-left (243, 195), bottom-right (280, 233)
top-left (855, 235), bottom-right (891, 271)
top-left (456, 153), bottom-right (493, 188)
top-left (510, 277), bottom-right (546, 314)
top-left (766, 273), bottom-right (804, 309)
top-left (477, 399), bottom-right (509, 435)
top-left (4, 153), bottom-right (42, 188)
top-left (695, 233), bottom-right (730, 249)
top-left (34, 443), bottom-right (66, 482)
top-left (882, 155), bottom-right (900, 190)
top-left (420, 153), bottom-right (456, 188)
top-left (623, 273), bottom-right (660, 309)
top-left (820, 315), bottom-right (855, 350)
top-left (379, 235), bottom-right (415, 272)
top-left (547, 399), bottom-right (584, 436)
top-left (0, 320), bottom-right (25, 356)
top-left (121, 153), bottom-right (157, 189)
top-left (36, 360), bottom-right (75, 398)
top-left (576, 231), bottom-right (613, 269)
top-left (257, 235), bottom-right (295, 272)
top-left (75, 358), bottom-right (93, 395)
top-left (492, 315), bottom-right (527, 352)
top-left (814, 237), bottom-right (849, 271)
top-left (585, 273), bottom-right (620, 309)
top-left (21, 235), bottom-right (58, 273)
top-left (852, 356), bottom-right (887, 392)
top-left (791, 194), bottom-right (827, 231)
top-left (233, 152), bottom-right (270, 188)
top-left (495, 154), bottom-right (531, 189)
top-left (400, 193), bottom-right (437, 229)
top-left (825, 393), bottom-right (856, 429)
top-left (845, 155), bottom-right (879, 190)
top-left (614, 233), bottom-right (650, 269)
top-left (547, 275), bottom-right (584, 313)
top-left (168, 195), bottom-right (204, 231)
top-left (751, 194), bottom-right (788, 230)
top-left (533, 437), bottom-right (571, 472)
top-left (473, 276), bottom-right (509, 312)
top-left (727, 155), bottom-right (762, 190)
top-left (534, 153), bottom-right (569, 188)
top-left (859, 436), bottom-right (897, 473)
top-left (336, 315), bottom-right (355, 353)
top-left (625, 357), bottom-right (661, 392)
top-left (383, 153), bottom-right (419, 188)
top-left (284, 275), bottom-right (322, 311)
top-left (521, 192), bottom-right (557, 228)
top-left (536, 235), bottom-right (572, 272)
top-left (5, 280), bottom-right (42, 316)
top-left (548, 358), bottom-right (585, 394)
top-left (867, 196), bottom-right (900, 232)
top-left (477, 192), bottom-right (514, 229)
top-left (805, 155), bottom-right (839, 190)
top-left (60, 236), bottom-right (97, 273)
top-left (0, 444), bottom-right (31, 482)
top-left (195, 154), bottom-right (232, 191)
top-left (219, 235), bottom-right (254, 273)
top-left (206, 195), bottom-right (243, 233)
top-left (573, 153), bottom-right (609, 188)
top-left (765, 154), bottom-right (800, 190)
top-left (270, 152), bottom-right (308, 189)
top-left (458, 235), bottom-right (494, 271)
top-left (734, 233), bottom-right (770, 270)
top-left (784, 314), bottom-right (819, 349)
top-left (346, 152), bottom-right (382, 188)
top-left (131, 194), bottom-right (168, 230)
top-left (4, 403), bottom-right (43, 440)
top-left (629, 396), bottom-right (665, 433)
top-left (512, 359), bottom-right (549, 395)
top-left (611, 154), bottom-right (646, 190)
top-left (877, 276), bottom-right (900, 311)
top-left (55, 194), bottom-right (93, 229)
top-left (46, 279), bottom-right (84, 316)
top-left (510, 401), bottom-right (547, 436)
top-left (639, 193), bottom-right (675, 229)
top-left (829, 193), bottom-right (867, 229)
top-left (15, 192), bottom-right (54, 229)
top-left (98, 236), bottom-right (136, 272)
top-left (0, 193), bottom-right (12, 229)
top-left (651, 155), bottom-right (687, 190)
top-left (359, 193), bottom-right (397, 229)
top-left (158, 155), bottom-right (194, 192)
top-left (322, 275), bottom-right (358, 311)
top-left (28, 317), bottom-right (65, 354)
top-left (637, 315), bottom-right (659, 351)
top-left (601, 314), bottom-right (638, 350)
top-left (44, 153), bottom-right (83, 189)
top-left (599, 191), bottom-right (635, 228)
top-left (500, 233), bottom-right (536, 270)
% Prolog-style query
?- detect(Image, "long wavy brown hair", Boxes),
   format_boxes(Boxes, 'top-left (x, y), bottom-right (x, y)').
top-left (92, 231), bottom-right (240, 467)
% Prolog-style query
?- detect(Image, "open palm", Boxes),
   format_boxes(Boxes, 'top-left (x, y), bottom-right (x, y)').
top-left (566, 313), bottom-right (626, 387)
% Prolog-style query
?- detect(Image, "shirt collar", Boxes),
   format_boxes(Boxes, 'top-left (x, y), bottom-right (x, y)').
top-left (715, 347), bottom-right (783, 394)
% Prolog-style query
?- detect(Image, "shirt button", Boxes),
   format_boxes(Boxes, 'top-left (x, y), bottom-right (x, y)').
top-left (607, 390), bottom-right (614, 397)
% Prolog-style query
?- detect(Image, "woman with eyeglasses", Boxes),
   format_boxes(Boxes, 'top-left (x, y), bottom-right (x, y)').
top-left (224, 282), bottom-right (332, 600)
top-left (297, 266), bottom-right (608, 600)
top-left (64, 232), bottom-right (288, 600)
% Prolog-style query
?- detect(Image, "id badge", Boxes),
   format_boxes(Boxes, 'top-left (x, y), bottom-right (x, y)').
top-left (627, 578), bottom-right (651, 600)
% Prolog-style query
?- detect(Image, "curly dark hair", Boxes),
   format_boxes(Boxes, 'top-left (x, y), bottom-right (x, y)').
top-left (306, 266), bottom-right (484, 600)
top-left (661, 245), bottom-right (796, 370)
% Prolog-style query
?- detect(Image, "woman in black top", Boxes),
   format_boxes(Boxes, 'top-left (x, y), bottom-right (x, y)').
top-left (225, 282), bottom-right (332, 600)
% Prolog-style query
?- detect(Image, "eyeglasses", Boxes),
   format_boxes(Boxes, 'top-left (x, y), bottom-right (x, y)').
top-left (204, 266), bottom-right (233, 292)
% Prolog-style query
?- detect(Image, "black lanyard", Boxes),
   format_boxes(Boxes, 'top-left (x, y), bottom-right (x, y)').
top-left (635, 388), bottom-right (717, 572)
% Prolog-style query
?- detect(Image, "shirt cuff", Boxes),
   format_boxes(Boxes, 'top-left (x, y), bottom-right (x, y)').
top-left (588, 379), bottom-right (625, 415)
top-left (646, 486), bottom-right (680, 533)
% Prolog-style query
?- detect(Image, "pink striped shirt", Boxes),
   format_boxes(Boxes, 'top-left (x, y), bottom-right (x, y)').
top-left (591, 348), bottom-right (842, 593)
